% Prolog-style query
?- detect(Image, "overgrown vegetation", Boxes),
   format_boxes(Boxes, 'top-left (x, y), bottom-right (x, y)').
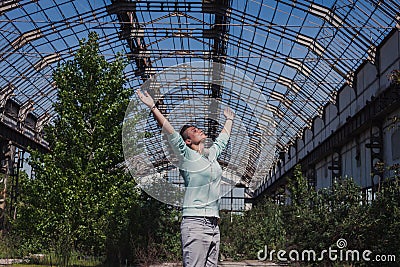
top-left (221, 164), bottom-right (400, 266)
top-left (0, 32), bottom-right (180, 266)
top-left (11, 31), bottom-right (136, 265)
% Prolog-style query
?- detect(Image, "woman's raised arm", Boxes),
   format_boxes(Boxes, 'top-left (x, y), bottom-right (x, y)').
top-left (136, 89), bottom-right (175, 134)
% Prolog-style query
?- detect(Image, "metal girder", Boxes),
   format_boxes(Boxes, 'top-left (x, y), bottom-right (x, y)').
top-left (0, 84), bottom-right (15, 110)
top-left (202, 0), bottom-right (231, 64)
top-left (11, 29), bottom-right (43, 51)
top-left (1, 98), bottom-right (49, 153)
top-left (366, 124), bottom-right (384, 199)
top-left (0, 139), bottom-right (26, 232)
top-left (0, 120), bottom-right (49, 153)
top-left (0, 0), bottom-right (20, 15)
top-left (107, 0), bottom-right (152, 81)
top-left (226, 4), bottom-right (350, 76)
top-left (202, 0), bottom-right (231, 140)
top-left (107, 1), bottom-right (203, 13)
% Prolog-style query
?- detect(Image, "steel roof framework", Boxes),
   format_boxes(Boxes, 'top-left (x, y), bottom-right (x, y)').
top-left (0, 0), bottom-right (398, 190)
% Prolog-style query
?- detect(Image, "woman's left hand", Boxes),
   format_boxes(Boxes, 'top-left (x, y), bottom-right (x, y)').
top-left (224, 107), bottom-right (235, 120)
top-left (137, 89), bottom-right (155, 108)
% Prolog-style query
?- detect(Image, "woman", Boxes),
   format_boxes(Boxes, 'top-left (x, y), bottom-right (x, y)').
top-left (137, 89), bottom-right (234, 267)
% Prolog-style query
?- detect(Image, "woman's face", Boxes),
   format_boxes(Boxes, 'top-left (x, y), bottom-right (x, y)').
top-left (184, 126), bottom-right (207, 144)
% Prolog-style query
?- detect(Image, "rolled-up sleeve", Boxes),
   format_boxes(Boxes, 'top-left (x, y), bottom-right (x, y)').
top-left (212, 132), bottom-right (229, 158)
top-left (166, 131), bottom-right (188, 157)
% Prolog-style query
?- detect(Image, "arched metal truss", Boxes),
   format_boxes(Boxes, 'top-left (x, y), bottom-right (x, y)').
top-left (0, 0), bottom-right (398, 193)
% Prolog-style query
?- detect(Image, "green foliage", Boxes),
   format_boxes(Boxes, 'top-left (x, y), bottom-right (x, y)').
top-left (364, 165), bottom-right (400, 262)
top-left (220, 164), bottom-right (400, 266)
top-left (14, 32), bottom-right (137, 265)
top-left (285, 173), bottom-right (368, 264)
top-left (128, 195), bottom-right (181, 265)
top-left (284, 164), bottom-right (318, 252)
top-left (220, 199), bottom-right (286, 261)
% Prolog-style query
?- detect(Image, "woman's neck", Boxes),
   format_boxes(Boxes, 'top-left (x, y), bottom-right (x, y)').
top-left (190, 142), bottom-right (205, 154)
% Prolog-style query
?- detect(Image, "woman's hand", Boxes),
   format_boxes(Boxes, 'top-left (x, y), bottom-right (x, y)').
top-left (223, 107), bottom-right (235, 120)
top-left (136, 89), bottom-right (155, 108)
top-left (221, 107), bottom-right (235, 135)
top-left (136, 89), bottom-right (175, 134)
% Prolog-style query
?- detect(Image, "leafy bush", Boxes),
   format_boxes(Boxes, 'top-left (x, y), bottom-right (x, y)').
top-left (128, 195), bottom-right (181, 266)
top-left (220, 199), bottom-right (286, 261)
top-left (220, 164), bottom-right (400, 266)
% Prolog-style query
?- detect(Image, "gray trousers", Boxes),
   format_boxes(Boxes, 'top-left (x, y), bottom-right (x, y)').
top-left (181, 216), bottom-right (220, 267)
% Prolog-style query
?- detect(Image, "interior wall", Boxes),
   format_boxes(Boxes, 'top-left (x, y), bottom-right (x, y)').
top-left (260, 29), bottom-right (400, 195)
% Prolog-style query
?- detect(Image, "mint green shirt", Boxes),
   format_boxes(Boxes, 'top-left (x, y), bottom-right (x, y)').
top-left (167, 131), bottom-right (229, 218)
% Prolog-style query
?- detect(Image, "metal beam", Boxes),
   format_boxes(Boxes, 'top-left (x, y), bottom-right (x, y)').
top-left (0, 119), bottom-right (49, 153)
top-left (107, 0), bottom-right (152, 81)
top-left (0, 0), bottom-right (20, 15)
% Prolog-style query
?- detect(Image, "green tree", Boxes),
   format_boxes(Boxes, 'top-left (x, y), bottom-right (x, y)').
top-left (16, 32), bottom-right (137, 265)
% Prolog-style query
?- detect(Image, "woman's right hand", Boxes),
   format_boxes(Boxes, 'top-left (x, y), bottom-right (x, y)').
top-left (136, 89), bottom-right (175, 134)
top-left (136, 89), bottom-right (155, 108)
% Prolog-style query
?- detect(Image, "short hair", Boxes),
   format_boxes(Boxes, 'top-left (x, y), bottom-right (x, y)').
top-left (179, 124), bottom-right (196, 140)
